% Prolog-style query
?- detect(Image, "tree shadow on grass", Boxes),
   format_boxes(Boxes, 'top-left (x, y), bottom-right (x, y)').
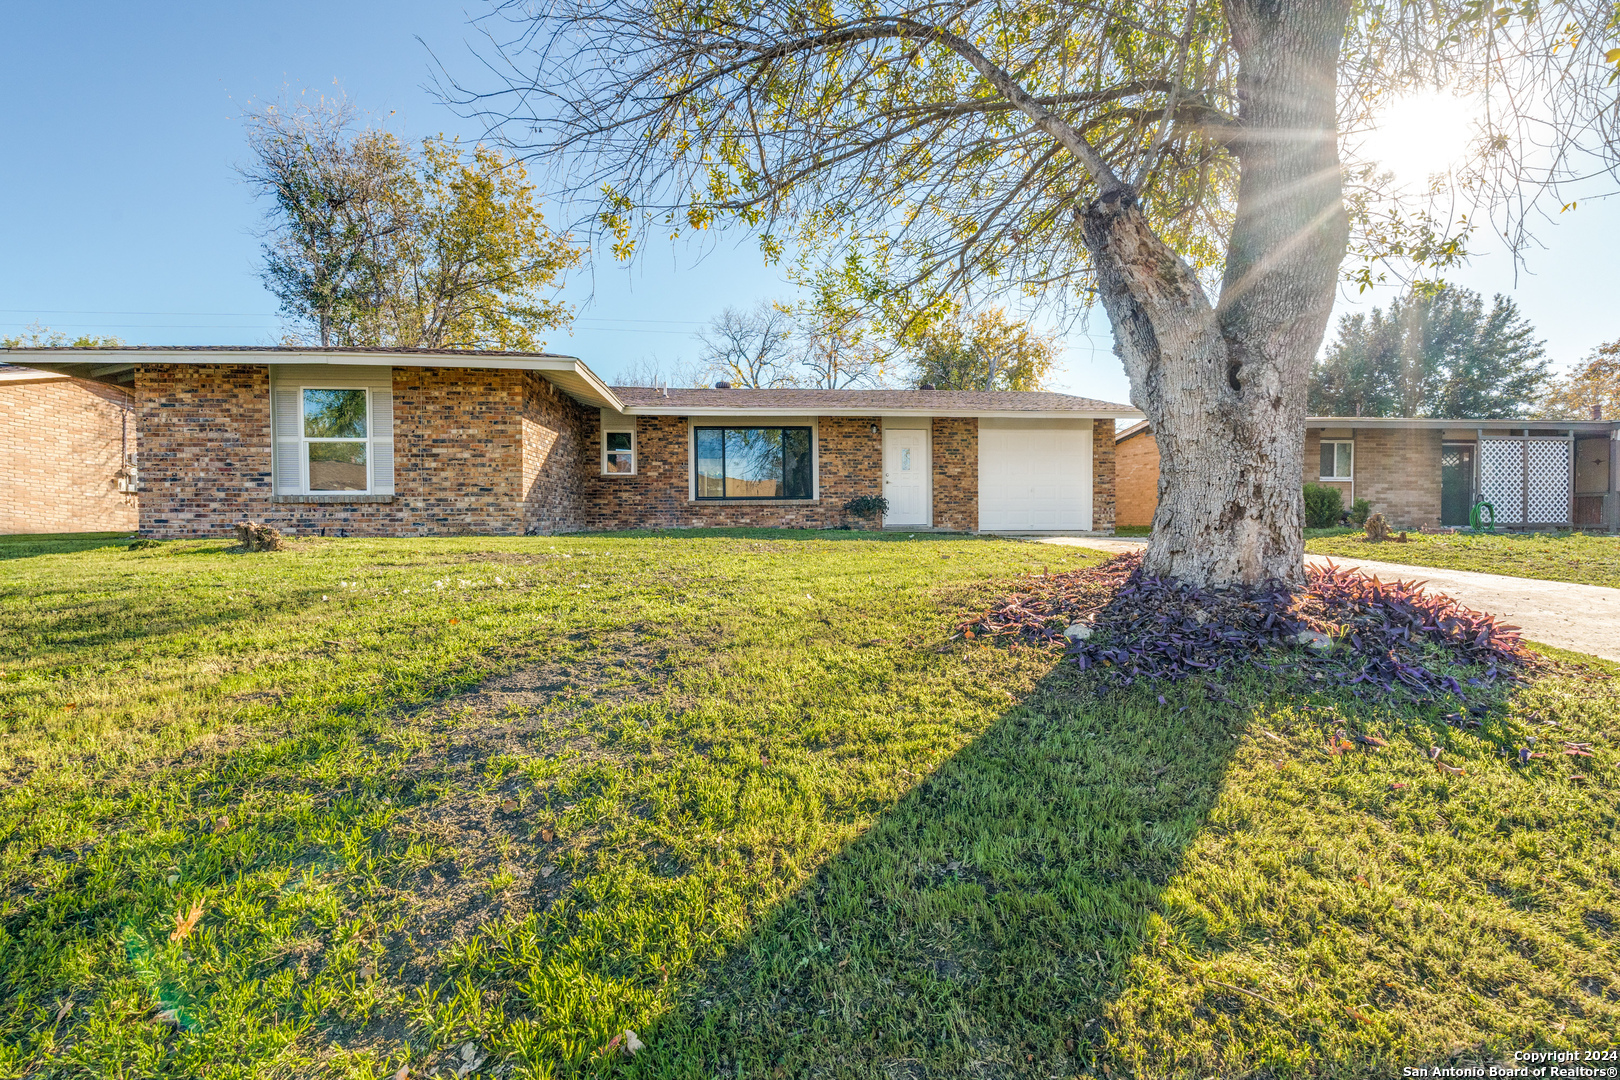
top-left (607, 652), bottom-right (1620, 1080)
top-left (624, 666), bottom-right (1251, 1079)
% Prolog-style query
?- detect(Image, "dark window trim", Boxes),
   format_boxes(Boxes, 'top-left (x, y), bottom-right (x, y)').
top-left (693, 425), bottom-right (815, 501)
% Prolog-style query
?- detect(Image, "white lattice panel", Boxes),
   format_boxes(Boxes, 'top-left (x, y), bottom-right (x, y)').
top-left (1527, 438), bottom-right (1571, 523)
top-left (1479, 440), bottom-right (1524, 523)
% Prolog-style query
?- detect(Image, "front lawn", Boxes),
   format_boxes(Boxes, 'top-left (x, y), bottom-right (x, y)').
top-left (1, 531), bottom-right (1615, 1078)
top-left (1306, 530), bottom-right (1620, 589)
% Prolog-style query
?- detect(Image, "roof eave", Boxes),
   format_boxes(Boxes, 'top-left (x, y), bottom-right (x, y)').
top-left (0, 347), bottom-right (624, 410)
top-left (1308, 415), bottom-right (1616, 432)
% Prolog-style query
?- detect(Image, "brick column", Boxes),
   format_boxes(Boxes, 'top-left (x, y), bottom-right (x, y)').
top-left (1091, 418), bottom-right (1116, 534)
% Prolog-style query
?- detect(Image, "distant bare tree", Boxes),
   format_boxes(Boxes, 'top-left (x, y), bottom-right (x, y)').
top-left (609, 353), bottom-right (705, 388)
top-left (795, 311), bottom-right (891, 389)
top-left (696, 303), bottom-right (797, 387)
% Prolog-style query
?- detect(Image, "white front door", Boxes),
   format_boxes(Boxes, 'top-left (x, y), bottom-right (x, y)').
top-left (883, 428), bottom-right (928, 526)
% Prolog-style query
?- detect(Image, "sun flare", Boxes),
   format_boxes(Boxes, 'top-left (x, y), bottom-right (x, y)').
top-left (1357, 89), bottom-right (1477, 184)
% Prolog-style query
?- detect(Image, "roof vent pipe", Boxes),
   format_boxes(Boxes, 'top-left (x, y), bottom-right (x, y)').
top-left (919, 383), bottom-right (936, 390)
top-left (714, 381), bottom-right (732, 389)
top-left (1593, 404), bottom-right (1603, 421)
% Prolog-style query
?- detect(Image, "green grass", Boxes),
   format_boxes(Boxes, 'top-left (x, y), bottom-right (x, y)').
top-left (1, 531), bottom-right (1616, 1078)
top-left (1306, 530), bottom-right (1620, 589)
top-left (1112, 525), bottom-right (1151, 537)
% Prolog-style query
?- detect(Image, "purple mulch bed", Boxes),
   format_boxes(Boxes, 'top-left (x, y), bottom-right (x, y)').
top-left (960, 552), bottom-right (1540, 702)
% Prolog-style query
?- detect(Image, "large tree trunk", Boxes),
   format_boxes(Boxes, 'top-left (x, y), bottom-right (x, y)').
top-left (1081, 0), bottom-right (1351, 588)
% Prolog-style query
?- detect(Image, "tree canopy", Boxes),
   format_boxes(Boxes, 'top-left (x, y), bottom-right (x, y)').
top-left (1309, 287), bottom-right (1550, 418)
top-left (242, 95), bottom-right (581, 350)
top-left (1538, 340), bottom-right (1620, 420)
top-left (459, 0), bottom-right (1618, 319)
top-left (905, 308), bottom-right (1060, 390)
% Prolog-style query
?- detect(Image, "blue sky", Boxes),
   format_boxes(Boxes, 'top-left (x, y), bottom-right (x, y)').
top-left (3, 1), bottom-right (1615, 408)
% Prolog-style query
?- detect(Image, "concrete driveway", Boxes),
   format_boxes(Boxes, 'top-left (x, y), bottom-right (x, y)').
top-left (1026, 535), bottom-right (1620, 663)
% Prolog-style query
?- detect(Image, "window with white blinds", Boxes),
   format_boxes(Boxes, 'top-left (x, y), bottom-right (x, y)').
top-left (269, 366), bottom-right (394, 495)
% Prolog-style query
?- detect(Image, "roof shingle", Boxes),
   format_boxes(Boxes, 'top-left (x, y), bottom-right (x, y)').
top-left (612, 386), bottom-right (1133, 412)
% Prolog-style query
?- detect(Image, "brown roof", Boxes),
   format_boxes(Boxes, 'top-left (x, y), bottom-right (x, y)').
top-left (1116, 420), bottom-right (1152, 441)
top-left (613, 386), bottom-right (1134, 413)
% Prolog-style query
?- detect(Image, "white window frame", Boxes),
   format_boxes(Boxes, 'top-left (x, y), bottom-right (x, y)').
top-left (301, 386), bottom-right (373, 494)
top-left (1319, 439), bottom-right (1354, 481)
top-left (602, 421), bottom-right (636, 475)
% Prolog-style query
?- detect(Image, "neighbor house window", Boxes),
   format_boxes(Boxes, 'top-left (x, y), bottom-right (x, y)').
top-left (603, 427), bottom-right (635, 474)
top-left (1319, 439), bottom-right (1353, 481)
top-left (694, 426), bottom-right (813, 499)
top-left (304, 388), bottom-right (370, 492)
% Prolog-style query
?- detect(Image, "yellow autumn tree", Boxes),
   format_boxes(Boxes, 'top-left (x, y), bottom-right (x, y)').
top-left (1538, 341), bottom-right (1620, 421)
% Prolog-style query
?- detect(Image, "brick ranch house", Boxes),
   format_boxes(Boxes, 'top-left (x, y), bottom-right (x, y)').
top-left (0, 364), bottom-right (137, 534)
top-left (1116, 416), bottom-right (1620, 531)
top-left (7, 347), bottom-right (1139, 537)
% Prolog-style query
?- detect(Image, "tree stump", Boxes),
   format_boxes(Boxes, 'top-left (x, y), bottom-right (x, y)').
top-left (1364, 513), bottom-right (1392, 543)
top-left (234, 522), bottom-right (285, 552)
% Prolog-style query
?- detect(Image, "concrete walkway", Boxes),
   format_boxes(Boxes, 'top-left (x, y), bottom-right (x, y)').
top-left (1024, 535), bottom-right (1620, 662)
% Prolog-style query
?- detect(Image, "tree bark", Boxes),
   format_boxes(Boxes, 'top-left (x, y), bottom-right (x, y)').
top-left (1080, 0), bottom-right (1351, 587)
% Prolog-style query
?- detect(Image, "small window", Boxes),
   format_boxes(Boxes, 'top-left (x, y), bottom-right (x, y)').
top-left (1319, 439), bottom-right (1353, 480)
top-left (694, 426), bottom-right (813, 500)
top-left (604, 429), bottom-right (635, 474)
top-left (304, 388), bottom-right (369, 492)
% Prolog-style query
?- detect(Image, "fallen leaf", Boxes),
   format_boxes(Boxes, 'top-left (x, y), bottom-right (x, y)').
top-left (1388, 782), bottom-right (1407, 790)
top-left (449, 618), bottom-right (459, 624)
top-left (166, 873), bottom-right (179, 885)
top-left (393, 1067), bottom-right (409, 1080)
top-left (63, 703), bottom-right (77, 710)
top-left (540, 827), bottom-right (555, 842)
top-left (1435, 761), bottom-right (1465, 776)
top-left (540, 865), bottom-right (556, 878)
top-left (1428, 745), bottom-right (1442, 761)
top-left (54, 998), bottom-right (72, 1023)
top-left (624, 1029), bottom-right (645, 1055)
top-left (213, 815), bottom-right (231, 833)
top-left (360, 963), bottom-right (377, 981)
top-left (1563, 747), bottom-right (1593, 757)
top-left (500, 799), bottom-right (517, 812)
top-left (169, 902), bottom-right (205, 943)
top-left (1345, 1006), bottom-right (1373, 1024)
top-left (153, 1007), bottom-right (181, 1027)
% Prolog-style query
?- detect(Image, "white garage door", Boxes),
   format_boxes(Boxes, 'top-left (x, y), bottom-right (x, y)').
top-left (978, 418), bottom-right (1093, 532)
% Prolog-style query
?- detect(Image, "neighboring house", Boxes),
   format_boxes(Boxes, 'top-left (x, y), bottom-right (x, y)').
top-left (1116, 416), bottom-right (1620, 531)
top-left (6, 347), bottom-right (1139, 538)
top-left (0, 364), bottom-right (137, 534)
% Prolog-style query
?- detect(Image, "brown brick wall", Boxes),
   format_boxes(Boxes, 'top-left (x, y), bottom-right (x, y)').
top-left (578, 414), bottom-right (891, 530)
top-left (1091, 418), bottom-right (1116, 533)
top-left (931, 417), bottom-right (977, 531)
top-left (136, 364), bottom-right (587, 538)
top-left (0, 376), bottom-right (138, 534)
top-left (521, 372), bottom-right (591, 535)
top-left (1114, 427), bottom-right (1159, 528)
